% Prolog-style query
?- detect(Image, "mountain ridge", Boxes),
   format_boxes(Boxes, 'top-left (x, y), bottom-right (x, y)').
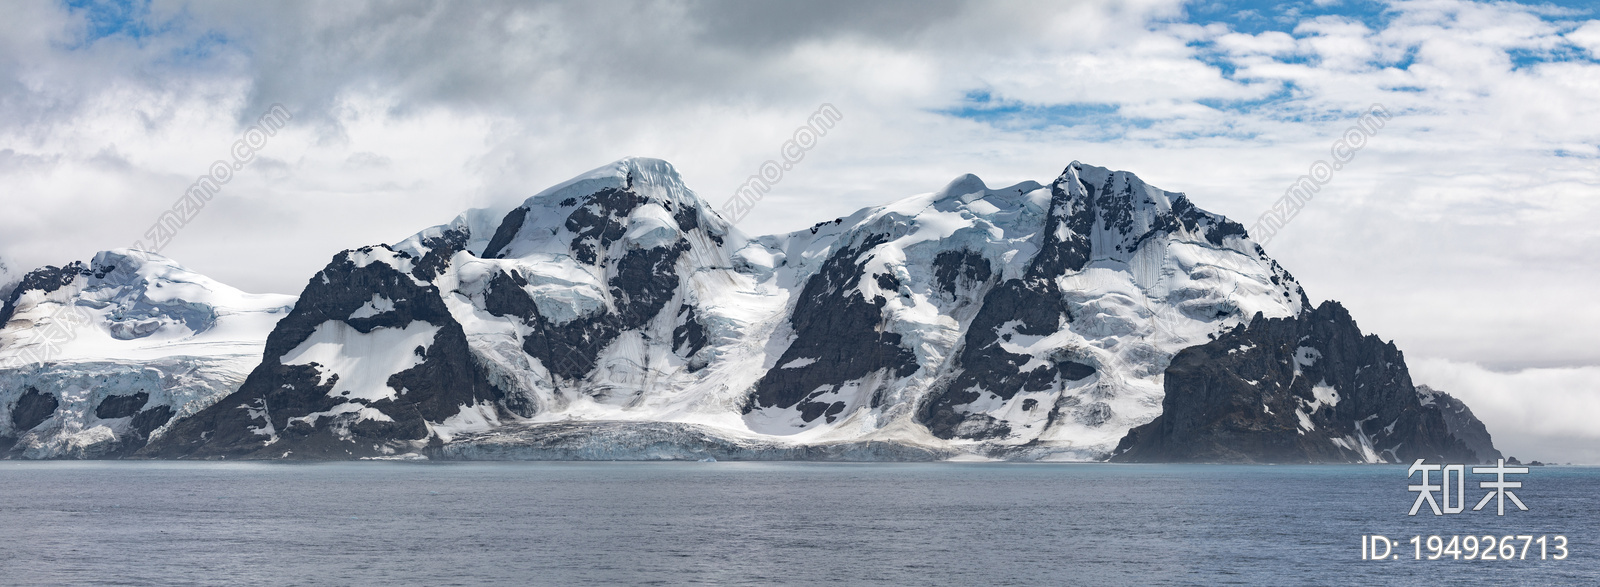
top-left (0, 157), bottom-right (1499, 462)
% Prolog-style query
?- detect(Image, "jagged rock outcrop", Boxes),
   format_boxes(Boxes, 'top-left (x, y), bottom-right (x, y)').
top-left (142, 159), bottom-right (751, 459)
top-left (1111, 302), bottom-right (1490, 463)
top-left (141, 242), bottom-right (504, 459)
top-left (1417, 385), bottom-right (1502, 463)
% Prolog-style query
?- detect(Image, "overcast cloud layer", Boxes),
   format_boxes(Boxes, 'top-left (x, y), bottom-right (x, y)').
top-left (1, 0), bottom-right (1596, 461)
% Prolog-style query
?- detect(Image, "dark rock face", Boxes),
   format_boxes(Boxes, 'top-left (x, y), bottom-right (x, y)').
top-left (93, 404), bottom-right (178, 458)
top-left (478, 184), bottom-right (696, 385)
top-left (9, 388), bottom-right (58, 432)
top-left (1027, 175), bottom-right (1096, 278)
top-left (610, 243), bottom-right (687, 324)
top-left (140, 246), bottom-right (503, 459)
top-left (480, 206), bottom-right (529, 259)
top-left (749, 234), bottom-right (919, 424)
top-left (409, 228), bottom-right (469, 282)
top-left (1111, 302), bottom-right (1487, 463)
top-left (1168, 194), bottom-right (1249, 247)
top-left (932, 250), bottom-right (991, 297)
top-left (129, 405), bottom-right (175, 441)
top-left (483, 241), bottom-right (689, 383)
top-left (672, 305), bottom-right (708, 371)
top-left (920, 176), bottom-right (1100, 440)
top-left (670, 200), bottom-right (699, 232)
top-left (94, 392), bottom-right (149, 419)
top-left (921, 278), bottom-right (1095, 440)
top-left (0, 262), bottom-right (89, 327)
top-left (565, 187), bottom-right (647, 265)
top-left (672, 201), bottom-right (723, 246)
top-left (1419, 385), bottom-right (1503, 464)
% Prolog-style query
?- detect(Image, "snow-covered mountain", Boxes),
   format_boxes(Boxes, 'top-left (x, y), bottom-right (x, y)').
top-left (136, 156), bottom-right (1424, 462)
top-left (740, 163), bottom-right (1310, 459)
top-left (146, 159), bottom-right (761, 458)
top-left (2, 156), bottom-right (1497, 462)
top-left (0, 250), bottom-right (294, 458)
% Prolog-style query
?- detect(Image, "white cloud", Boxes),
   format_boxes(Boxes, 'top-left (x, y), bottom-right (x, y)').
top-left (1214, 30), bottom-right (1299, 56)
top-left (1569, 20), bottom-right (1600, 56)
top-left (1411, 358), bottom-right (1600, 465)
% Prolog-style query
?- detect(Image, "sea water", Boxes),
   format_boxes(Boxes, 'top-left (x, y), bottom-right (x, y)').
top-left (0, 462), bottom-right (1593, 585)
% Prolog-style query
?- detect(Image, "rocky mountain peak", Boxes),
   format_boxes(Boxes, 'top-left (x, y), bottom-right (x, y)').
top-left (480, 157), bottom-right (739, 262)
top-left (1112, 300), bottom-right (1485, 463)
top-left (1045, 162), bottom-right (1253, 266)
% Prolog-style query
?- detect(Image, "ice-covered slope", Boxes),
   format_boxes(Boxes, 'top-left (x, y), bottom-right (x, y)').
top-left (0, 250), bottom-right (294, 458)
top-left (145, 158), bottom-right (765, 458)
top-left (741, 162), bottom-right (1309, 459)
top-left (139, 157), bottom-right (1495, 462)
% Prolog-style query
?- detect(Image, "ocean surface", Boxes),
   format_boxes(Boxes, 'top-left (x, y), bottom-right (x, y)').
top-left (0, 462), bottom-right (1593, 586)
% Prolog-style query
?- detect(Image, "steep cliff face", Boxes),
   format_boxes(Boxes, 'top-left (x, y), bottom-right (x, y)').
top-left (142, 158), bottom-right (754, 459)
top-left (1418, 385), bottom-right (1503, 463)
top-left (911, 164), bottom-right (1307, 456)
top-left (141, 241), bottom-right (504, 459)
top-left (1111, 302), bottom-right (1487, 464)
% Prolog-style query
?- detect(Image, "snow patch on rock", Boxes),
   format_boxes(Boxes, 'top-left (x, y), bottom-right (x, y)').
top-left (279, 320), bottom-right (440, 402)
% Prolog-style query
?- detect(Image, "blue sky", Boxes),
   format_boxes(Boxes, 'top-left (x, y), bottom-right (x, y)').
top-left (940, 0), bottom-right (1600, 133)
top-left (64, 0), bottom-right (156, 43)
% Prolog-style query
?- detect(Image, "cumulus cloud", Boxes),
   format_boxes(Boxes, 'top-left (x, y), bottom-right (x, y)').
top-left (0, 0), bottom-right (1597, 452)
top-left (1570, 20), bottom-right (1600, 56)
